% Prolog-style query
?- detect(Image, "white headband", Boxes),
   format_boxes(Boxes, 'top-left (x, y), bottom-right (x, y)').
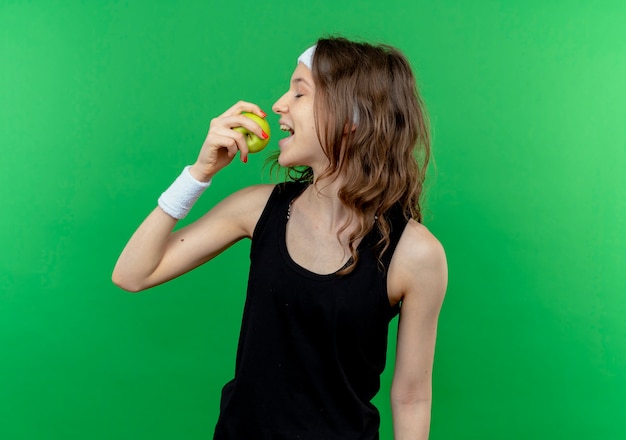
top-left (297, 45), bottom-right (316, 69)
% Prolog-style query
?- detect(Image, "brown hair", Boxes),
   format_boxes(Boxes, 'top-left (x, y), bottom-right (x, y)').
top-left (271, 36), bottom-right (430, 274)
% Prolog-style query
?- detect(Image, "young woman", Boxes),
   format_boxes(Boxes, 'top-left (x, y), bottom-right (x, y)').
top-left (113, 37), bottom-right (447, 440)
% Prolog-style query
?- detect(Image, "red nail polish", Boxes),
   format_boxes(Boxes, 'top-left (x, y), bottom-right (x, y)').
top-left (243, 156), bottom-right (248, 163)
top-left (261, 131), bottom-right (269, 139)
top-left (260, 110), bottom-right (267, 118)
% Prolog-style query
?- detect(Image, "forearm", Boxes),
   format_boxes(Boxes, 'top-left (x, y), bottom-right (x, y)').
top-left (391, 399), bottom-right (432, 440)
top-left (112, 164), bottom-right (214, 291)
top-left (112, 207), bottom-right (178, 292)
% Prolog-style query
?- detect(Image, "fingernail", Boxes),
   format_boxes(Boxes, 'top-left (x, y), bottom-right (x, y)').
top-left (243, 156), bottom-right (248, 163)
top-left (260, 110), bottom-right (267, 118)
top-left (261, 131), bottom-right (269, 139)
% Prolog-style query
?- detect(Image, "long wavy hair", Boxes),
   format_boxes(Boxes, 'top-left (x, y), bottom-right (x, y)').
top-left (270, 36), bottom-right (431, 274)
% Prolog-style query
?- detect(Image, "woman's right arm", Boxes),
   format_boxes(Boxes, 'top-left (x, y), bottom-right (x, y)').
top-left (111, 101), bottom-right (272, 292)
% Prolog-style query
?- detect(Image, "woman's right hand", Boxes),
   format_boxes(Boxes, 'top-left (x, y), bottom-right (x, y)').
top-left (189, 101), bottom-right (268, 182)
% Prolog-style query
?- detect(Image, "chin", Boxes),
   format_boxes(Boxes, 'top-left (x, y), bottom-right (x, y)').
top-left (277, 152), bottom-right (298, 168)
top-left (277, 146), bottom-right (319, 170)
top-left (278, 160), bottom-right (301, 169)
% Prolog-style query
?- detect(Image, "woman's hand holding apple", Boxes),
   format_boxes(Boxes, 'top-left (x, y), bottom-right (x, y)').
top-left (189, 101), bottom-right (269, 182)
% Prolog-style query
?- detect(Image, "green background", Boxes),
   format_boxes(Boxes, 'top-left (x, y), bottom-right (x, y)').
top-left (1, 1), bottom-right (624, 439)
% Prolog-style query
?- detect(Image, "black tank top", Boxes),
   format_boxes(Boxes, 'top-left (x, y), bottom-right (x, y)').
top-left (213, 182), bottom-right (407, 440)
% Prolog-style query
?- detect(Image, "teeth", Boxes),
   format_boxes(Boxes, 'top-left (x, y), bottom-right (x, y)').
top-left (280, 124), bottom-right (294, 134)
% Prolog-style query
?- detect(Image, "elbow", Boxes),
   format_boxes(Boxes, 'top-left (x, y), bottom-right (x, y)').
top-left (391, 394), bottom-right (432, 410)
top-left (390, 388), bottom-right (432, 439)
top-left (111, 271), bottom-right (147, 293)
top-left (390, 384), bottom-right (432, 408)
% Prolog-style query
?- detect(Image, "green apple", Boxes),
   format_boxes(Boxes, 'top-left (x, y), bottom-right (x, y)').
top-left (233, 112), bottom-right (271, 153)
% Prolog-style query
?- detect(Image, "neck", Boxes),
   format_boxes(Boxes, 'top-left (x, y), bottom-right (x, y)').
top-left (300, 173), bottom-right (355, 234)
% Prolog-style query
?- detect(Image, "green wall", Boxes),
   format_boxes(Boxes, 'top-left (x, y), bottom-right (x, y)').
top-left (1, 1), bottom-right (624, 439)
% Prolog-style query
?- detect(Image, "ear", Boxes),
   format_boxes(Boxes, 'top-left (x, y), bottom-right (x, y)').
top-left (343, 122), bottom-right (357, 135)
top-left (344, 104), bottom-right (359, 134)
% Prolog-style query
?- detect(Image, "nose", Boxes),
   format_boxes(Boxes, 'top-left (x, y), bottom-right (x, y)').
top-left (272, 92), bottom-right (289, 115)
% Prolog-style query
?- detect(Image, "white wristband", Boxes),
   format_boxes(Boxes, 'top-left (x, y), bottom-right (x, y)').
top-left (157, 166), bottom-right (211, 219)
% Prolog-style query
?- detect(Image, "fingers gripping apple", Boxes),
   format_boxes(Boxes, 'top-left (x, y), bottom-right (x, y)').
top-left (233, 112), bottom-right (271, 153)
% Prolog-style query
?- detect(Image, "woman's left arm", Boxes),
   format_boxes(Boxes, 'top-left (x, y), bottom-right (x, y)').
top-left (388, 220), bottom-right (448, 440)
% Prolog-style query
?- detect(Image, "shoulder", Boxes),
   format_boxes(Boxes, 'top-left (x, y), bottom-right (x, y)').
top-left (202, 184), bottom-right (276, 238)
top-left (396, 220), bottom-right (446, 271)
top-left (230, 183), bottom-right (276, 201)
top-left (226, 180), bottom-right (307, 210)
top-left (215, 182), bottom-right (308, 236)
top-left (219, 183), bottom-right (276, 210)
top-left (227, 181), bottom-right (306, 213)
top-left (388, 219), bottom-right (448, 304)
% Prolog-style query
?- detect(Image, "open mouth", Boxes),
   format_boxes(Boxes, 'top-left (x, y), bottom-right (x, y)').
top-left (280, 123), bottom-right (295, 137)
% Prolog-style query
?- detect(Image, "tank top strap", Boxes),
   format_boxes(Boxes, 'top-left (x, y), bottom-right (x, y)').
top-left (376, 205), bottom-right (410, 273)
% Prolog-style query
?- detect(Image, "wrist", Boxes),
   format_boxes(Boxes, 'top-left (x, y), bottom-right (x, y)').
top-left (189, 163), bottom-right (214, 183)
top-left (157, 166), bottom-right (212, 220)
